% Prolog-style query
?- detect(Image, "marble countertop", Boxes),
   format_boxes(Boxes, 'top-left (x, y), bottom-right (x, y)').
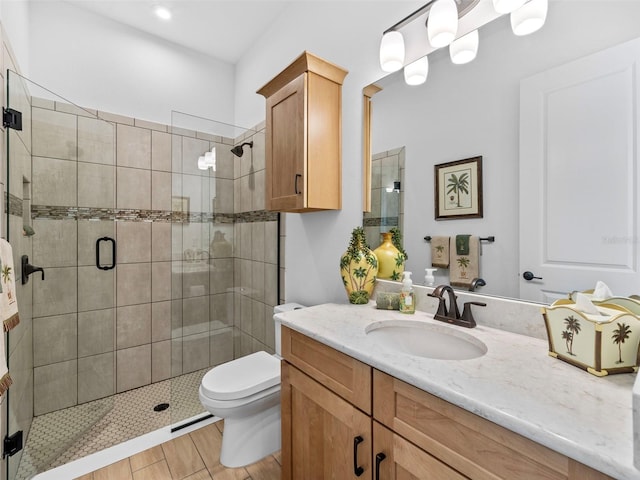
top-left (276, 302), bottom-right (639, 480)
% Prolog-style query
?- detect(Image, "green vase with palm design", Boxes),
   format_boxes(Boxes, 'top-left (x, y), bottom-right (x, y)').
top-left (340, 227), bottom-right (378, 304)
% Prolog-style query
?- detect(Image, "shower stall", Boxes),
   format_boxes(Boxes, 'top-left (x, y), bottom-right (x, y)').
top-left (4, 71), bottom-right (279, 479)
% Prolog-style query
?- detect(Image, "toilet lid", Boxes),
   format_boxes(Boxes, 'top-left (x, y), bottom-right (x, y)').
top-left (201, 351), bottom-right (280, 400)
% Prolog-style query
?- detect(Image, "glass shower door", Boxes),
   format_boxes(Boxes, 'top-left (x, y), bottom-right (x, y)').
top-left (5, 70), bottom-right (116, 479)
top-left (169, 111), bottom-right (278, 429)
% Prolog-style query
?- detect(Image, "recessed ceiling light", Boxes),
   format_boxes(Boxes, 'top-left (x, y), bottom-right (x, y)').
top-left (153, 5), bottom-right (172, 21)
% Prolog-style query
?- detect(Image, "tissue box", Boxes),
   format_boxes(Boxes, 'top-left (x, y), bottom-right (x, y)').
top-left (542, 299), bottom-right (640, 376)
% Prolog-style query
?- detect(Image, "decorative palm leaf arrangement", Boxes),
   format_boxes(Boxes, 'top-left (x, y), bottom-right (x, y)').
top-left (389, 227), bottom-right (408, 261)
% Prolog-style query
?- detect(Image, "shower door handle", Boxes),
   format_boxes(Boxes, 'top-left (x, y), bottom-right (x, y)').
top-left (96, 237), bottom-right (116, 271)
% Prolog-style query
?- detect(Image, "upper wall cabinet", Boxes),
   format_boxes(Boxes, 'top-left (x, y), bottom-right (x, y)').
top-left (257, 52), bottom-right (348, 213)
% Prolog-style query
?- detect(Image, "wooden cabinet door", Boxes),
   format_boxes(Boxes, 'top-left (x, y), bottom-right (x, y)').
top-left (282, 361), bottom-right (372, 480)
top-left (373, 421), bottom-right (467, 480)
top-left (281, 326), bottom-right (372, 414)
top-left (265, 72), bottom-right (306, 211)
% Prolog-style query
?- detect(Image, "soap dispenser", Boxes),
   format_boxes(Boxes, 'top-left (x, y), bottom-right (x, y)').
top-left (424, 268), bottom-right (437, 286)
top-left (399, 271), bottom-right (415, 314)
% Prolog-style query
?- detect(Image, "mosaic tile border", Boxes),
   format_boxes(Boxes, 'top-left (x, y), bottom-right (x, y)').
top-left (6, 192), bottom-right (23, 217)
top-left (363, 216), bottom-right (399, 227)
top-left (30, 206), bottom-right (275, 224)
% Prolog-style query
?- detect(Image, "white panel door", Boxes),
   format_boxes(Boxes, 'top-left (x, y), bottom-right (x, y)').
top-left (519, 37), bottom-right (640, 303)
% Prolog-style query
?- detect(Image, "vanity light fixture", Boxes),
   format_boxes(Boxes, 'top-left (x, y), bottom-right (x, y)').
top-left (379, 31), bottom-right (405, 72)
top-left (510, 0), bottom-right (548, 36)
top-left (153, 5), bottom-right (172, 21)
top-left (380, 0), bottom-right (549, 87)
top-left (492, 0), bottom-right (526, 14)
top-left (404, 56), bottom-right (429, 86)
top-left (427, 0), bottom-right (458, 48)
top-left (197, 147), bottom-right (216, 171)
top-left (449, 29), bottom-right (479, 64)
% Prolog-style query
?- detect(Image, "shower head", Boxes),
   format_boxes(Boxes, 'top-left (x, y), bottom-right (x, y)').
top-left (230, 141), bottom-right (253, 158)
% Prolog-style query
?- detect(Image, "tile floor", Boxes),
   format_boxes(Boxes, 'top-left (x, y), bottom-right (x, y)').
top-left (17, 369), bottom-right (209, 479)
top-left (74, 422), bottom-right (282, 480)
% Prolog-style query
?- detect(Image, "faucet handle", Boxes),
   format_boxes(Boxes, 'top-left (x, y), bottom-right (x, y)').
top-left (428, 293), bottom-right (448, 317)
top-left (461, 301), bottom-right (486, 328)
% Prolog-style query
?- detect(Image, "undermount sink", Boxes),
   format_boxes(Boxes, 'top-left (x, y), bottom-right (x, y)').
top-left (365, 320), bottom-right (488, 360)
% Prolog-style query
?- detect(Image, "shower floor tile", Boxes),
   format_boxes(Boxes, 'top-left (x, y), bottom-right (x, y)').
top-left (16, 369), bottom-right (209, 480)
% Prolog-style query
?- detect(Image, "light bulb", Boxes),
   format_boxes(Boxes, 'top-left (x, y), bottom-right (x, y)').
top-left (428, 0), bottom-right (459, 48)
top-left (205, 148), bottom-right (216, 170)
top-left (511, 0), bottom-right (548, 36)
top-left (153, 5), bottom-right (172, 20)
top-left (450, 30), bottom-right (479, 64)
top-left (380, 31), bottom-right (405, 72)
top-left (404, 56), bottom-right (429, 86)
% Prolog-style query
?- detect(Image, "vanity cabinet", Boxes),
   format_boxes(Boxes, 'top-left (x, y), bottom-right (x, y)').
top-left (257, 51), bottom-right (348, 212)
top-left (281, 327), bottom-right (372, 479)
top-left (280, 326), bottom-right (613, 479)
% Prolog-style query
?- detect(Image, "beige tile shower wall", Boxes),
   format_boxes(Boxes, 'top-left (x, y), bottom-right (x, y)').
top-left (30, 103), bottom-right (115, 414)
top-left (232, 125), bottom-right (280, 357)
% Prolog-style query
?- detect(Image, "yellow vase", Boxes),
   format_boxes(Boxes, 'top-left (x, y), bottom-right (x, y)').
top-left (374, 232), bottom-right (405, 281)
top-left (340, 227), bottom-right (378, 304)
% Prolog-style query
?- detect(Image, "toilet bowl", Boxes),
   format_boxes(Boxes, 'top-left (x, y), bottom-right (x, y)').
top-left (199, 303), bottom-right (305, 468)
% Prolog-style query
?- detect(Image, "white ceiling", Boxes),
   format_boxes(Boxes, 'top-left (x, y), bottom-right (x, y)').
top-left (63, 0), bottom-right (293, 64)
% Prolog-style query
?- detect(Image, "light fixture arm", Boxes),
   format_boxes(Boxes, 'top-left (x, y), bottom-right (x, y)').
top-left (383, 0), bottom-right (437, 34)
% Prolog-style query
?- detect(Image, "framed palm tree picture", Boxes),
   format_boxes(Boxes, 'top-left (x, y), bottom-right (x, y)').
top-left (434, 156), bottom-right (483, 220)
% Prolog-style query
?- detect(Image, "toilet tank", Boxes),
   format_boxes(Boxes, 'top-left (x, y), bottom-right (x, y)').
top-left (273, 303), bottom-right (306, 356)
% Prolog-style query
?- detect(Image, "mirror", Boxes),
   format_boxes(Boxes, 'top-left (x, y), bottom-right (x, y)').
top-left (365, 1), bottom-right (640, 301)
top-left (363, 147), bottom-right (405, 250)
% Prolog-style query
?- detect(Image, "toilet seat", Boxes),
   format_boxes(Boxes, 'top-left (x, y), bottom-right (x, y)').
top-left (201, 351), bottom-right (280, 401)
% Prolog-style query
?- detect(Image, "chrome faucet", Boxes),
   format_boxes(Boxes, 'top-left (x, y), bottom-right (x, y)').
top-left (428, 285), bottom-right (485, 328)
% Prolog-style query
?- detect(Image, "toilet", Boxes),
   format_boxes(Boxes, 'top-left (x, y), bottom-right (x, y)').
top-left (199, 303), bottom-right (305, 468)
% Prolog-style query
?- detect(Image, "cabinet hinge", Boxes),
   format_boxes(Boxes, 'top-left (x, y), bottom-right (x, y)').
top-left (3, 430), bottom-right (23, 458)
top-left (3, 108), bottom-right (22, 131)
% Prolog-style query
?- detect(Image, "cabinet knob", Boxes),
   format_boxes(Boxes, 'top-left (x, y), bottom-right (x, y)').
top-left (353, 436), bottom-right (364, 477)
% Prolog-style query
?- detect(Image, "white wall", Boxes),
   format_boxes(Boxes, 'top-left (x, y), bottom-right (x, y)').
top-left (235, 1), bottom-right (422, 306)
top-left (27, 1), bottom-right (235, 126)
top-left (0, 0), bottom-right (30, 74)
top-left (370, 1), bottom-right (640, 299)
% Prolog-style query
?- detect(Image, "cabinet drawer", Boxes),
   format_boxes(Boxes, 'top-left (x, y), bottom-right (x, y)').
top-left (373, 421), bottom-right (467, 480)
top-left (282, 326), bottom-right (372, 414)
top-left (373, 370), bottom-right (612, 480)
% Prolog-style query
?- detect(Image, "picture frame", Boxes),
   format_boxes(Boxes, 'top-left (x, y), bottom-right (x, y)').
top-left (434, 156), bottom-right (483, 220)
